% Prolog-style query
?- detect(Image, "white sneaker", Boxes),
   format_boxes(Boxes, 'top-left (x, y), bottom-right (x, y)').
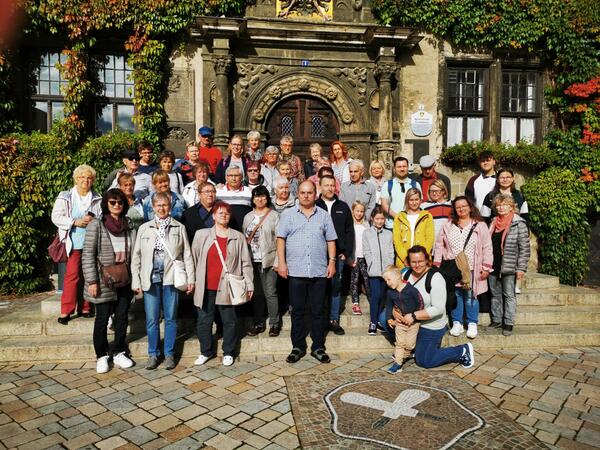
top-left (223, 355), bottom-right (234, 367)
top-left (194, 354), bottom-right (211, 366)
top-left (466, 323), bottom-right (478, 339)
top-left (113, 352), bottom-right (134, 369)
top-left (515, 286), bottom-right (522, 294)
top-left (96, 356), bottom-right (110, 374)
top-left (449, 322), bottom-right (464, 336)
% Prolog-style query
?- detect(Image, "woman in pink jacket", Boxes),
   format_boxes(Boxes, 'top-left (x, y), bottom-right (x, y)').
top-left (433, 196), bottom-right (493, 340)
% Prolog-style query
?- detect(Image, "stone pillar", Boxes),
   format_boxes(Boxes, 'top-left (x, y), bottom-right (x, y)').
top-left (488, 58), bottom-right (502, 144)
top-left (374, 59), bottom-right (398, 176)
top-left (212, 55), bottom-right (233, 148)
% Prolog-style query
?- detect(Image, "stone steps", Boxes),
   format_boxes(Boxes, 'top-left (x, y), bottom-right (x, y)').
top-left (1, 324), bottom-right (599, 362)
top-left (1, 273), bottom-right (599, 362)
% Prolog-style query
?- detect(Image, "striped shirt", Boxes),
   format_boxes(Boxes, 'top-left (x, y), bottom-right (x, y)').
top-left (216, 185), bottom-right (252, 207)
top-left (277, 205), bottom-right (337, 278)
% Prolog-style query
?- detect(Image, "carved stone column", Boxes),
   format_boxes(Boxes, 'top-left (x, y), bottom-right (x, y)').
top-left (374, 60), bottom-right (398, 175)
top-left (212, 55), bottom-right (234, 147)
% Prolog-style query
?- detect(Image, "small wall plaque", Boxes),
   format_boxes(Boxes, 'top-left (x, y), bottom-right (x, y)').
top-left (411, 104), bottom-right (433, 137)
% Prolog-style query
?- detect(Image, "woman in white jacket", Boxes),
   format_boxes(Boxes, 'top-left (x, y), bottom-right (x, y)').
top-left (51, 164), bottom-right (102, 324)
top-left (131, 192), bottom-right (195, 371)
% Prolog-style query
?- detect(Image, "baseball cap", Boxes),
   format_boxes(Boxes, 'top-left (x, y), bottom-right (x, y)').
top-left (198, 126), bottom-right (214, 137)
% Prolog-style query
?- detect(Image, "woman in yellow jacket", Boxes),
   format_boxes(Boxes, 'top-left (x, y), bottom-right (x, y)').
top-left (393, 188), bottom-right (435, 266)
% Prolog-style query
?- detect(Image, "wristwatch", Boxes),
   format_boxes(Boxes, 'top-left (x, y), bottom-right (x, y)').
top-left (411, 312), bottom-right (418, 322)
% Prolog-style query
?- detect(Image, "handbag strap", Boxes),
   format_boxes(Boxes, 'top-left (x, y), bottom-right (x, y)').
top-left (154, 228), bottom-right (176, 262)
top-left (462, 223), bottom-right (477, 250)
top-left (213, 238), bottom-right (230, 274)
top-left (246, 210), bottom-right (271, 245)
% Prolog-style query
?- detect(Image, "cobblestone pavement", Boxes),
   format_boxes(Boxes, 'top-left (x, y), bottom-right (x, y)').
top-left (0, 348), bottom-right (599, 449)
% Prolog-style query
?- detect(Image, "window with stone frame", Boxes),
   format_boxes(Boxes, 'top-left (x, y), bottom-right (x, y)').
top-left (446, 67), bottom-right (488, 147)
top-left (500, 70), bottom-right (541, 145)
top-left (31, 52), bottom-right (68, 132)
top-left (95, 55), bottom-right (135, 135)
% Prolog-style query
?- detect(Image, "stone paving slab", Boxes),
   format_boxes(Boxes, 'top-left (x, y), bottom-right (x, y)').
top-left (0, 348), bottom-right (599, 449)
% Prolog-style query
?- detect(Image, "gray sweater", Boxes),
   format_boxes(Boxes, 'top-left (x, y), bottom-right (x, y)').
top-left (82, 219), bottom-right (136, 304)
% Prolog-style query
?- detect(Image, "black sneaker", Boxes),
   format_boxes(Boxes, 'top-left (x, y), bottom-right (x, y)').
top-left (368, 323), bottom-right (377, 336)
top-left (502, 325), bottom-right (513, 336)
top-left (488, 322), bottom-right (502, 328)
top-left (459, 343), bottom-right (475, 369)
top-left (329, 320), bottom-right (345, 335)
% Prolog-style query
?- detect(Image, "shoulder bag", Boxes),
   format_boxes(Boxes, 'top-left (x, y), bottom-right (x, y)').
top-left (98, 229), bottom-right (130, 289)
top-left (155, 229), bottom-right (188, 291)
top-left (439, 223), bottom-right (476, 289)
top-left (213, 238), bottom-right (249, 306)
top-left (48, 233), bottom-right (67, 263)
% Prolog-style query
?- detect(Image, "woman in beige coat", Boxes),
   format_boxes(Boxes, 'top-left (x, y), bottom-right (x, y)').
top-left (131, 192), bottom-right (195, 371)
top-left (192, 201), bottom-right (254, 367)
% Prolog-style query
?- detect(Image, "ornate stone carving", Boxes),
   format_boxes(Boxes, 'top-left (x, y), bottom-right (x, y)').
top-left (332, 67), bottom-right (367, 106)
top-left (325, 87), bottom-right (338, 100)
top-left (342, 111), bottom-right (354, 124)
top-left (253, 110), bottom-right (265, 122)
top-left (347, 146), bottom-right (361, 159)
top-left (166, 127), bottom-right (190, 140)
top-left (278, 0), bottom-right (331, 21)
top-left (238, 63), bottom-right (278, 100)
top-left (298, 79), bottom-right (311, 91)
top-left (246, 74), bottom-right (362, 130)
top-left (212, 55), bottom-right (233, 75)
top-left (269, 86), bottom-right (283, 99)
top-left (374, 63), bottom-right (397, 82)
top-left (352, 0), bottom-right (363, 11)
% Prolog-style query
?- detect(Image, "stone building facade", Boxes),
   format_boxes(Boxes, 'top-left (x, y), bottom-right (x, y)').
top-left (164, 0), bottom-right (546, 193)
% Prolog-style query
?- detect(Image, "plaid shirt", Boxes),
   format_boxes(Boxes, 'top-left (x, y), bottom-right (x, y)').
top-left (277, 205), bottom-right (337, 278)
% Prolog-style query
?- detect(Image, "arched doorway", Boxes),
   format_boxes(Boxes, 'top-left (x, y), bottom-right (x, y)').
top-left (266, 96), bottom-right (340, 159)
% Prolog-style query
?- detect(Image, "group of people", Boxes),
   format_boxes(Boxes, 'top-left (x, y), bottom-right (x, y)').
top-left (51, 125), bottom-right (530, 375)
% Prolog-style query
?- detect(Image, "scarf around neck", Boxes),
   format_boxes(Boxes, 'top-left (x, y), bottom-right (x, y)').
top-left (103, 215), bottom-right (128, 235)
top-left (154, 216), bottom-right (171, 251)
top-left (492, 212), bottom-right (514, 254)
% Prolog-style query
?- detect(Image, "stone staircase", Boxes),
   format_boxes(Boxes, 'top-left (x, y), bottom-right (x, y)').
top-left (0, 273), bottom-right (599, 362)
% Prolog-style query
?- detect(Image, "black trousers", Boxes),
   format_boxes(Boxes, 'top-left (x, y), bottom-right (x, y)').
top-left (196, 290), bottom-right (237, 357)
top-left (93, 287), bottom-right (131, 358)
top-left (288, 277), bottom-right (327, 352)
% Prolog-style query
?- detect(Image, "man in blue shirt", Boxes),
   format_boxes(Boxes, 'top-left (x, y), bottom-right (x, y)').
top-left (276, 180), bottom-right (337, 364)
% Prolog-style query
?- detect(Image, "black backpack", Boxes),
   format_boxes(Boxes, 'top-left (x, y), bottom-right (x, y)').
top-left (403, 267), bottom-right (457, 318)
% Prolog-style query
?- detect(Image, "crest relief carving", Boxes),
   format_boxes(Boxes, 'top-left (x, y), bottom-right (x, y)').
top-left (332, 67), bottom-right (367, 106)
top-left (277, 0), bottom-right (333, 21)
top-left (238, 63), bottom-right (279, 100)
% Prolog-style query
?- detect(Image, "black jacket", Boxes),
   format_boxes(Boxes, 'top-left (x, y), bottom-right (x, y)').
top-left (316, 196), bottom-right (354, 259)
top-left (181, 204), bottom-right (214, 244)
top-left (214, 156), bottom-right (249, 184)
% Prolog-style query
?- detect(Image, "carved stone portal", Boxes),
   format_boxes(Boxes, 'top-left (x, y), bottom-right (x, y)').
top-left (245, 74), bottom-right (361, 132)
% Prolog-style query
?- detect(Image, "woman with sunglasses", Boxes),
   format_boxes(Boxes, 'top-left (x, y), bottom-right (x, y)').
top-left (82, 189), bottom-right (136, 373)
top-left (243, 160), bottom-right (266, 191)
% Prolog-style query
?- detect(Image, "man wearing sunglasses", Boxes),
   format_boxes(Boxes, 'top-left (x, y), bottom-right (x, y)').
top-left (104, 149), bottom-right (154, 200)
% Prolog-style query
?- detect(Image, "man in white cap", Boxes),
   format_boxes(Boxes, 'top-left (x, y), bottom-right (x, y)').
top-left (413, 155), bottom-right (452, 202)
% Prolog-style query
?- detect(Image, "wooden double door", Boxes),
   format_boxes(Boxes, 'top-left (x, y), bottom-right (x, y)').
top-left (266, 96), bottom-right (339, 160)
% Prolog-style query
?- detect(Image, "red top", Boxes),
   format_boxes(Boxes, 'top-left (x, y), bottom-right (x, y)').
top-left (206, 236), bottom-right (228, 291)
top-left (199, 146), bottom-right (223, 175)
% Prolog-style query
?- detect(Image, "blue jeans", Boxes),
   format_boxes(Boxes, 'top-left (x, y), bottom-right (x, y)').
top-left (368, 277), bottom-right (386, 325)
top-left (329, 258), bottom-right (346, 321)
top-left (414, 326), bottom-right (465, 369)
top-left (452, 288), bottom-right (479, 324)
top-left (144, 283), bottom-right (179, 357)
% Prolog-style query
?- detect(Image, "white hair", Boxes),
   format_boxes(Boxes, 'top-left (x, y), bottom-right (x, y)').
top-left (348, 159), bottom-right (364, 171)
top-left (273, 176), bottom-right (290, 190)
top-left (247, 130), bottom-right (261, 140)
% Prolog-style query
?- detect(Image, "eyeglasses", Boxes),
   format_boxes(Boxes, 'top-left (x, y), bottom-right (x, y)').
top-left (127, 156), bottom-right (140, 161)
top-left (108, 200), bottom-right (124, 206)
top-left (247, 169), bottom-right (259, 172)
top-left (230, 143), bottom-right (242, 147)
top-left (200, 190), bottom-right (216, 195)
